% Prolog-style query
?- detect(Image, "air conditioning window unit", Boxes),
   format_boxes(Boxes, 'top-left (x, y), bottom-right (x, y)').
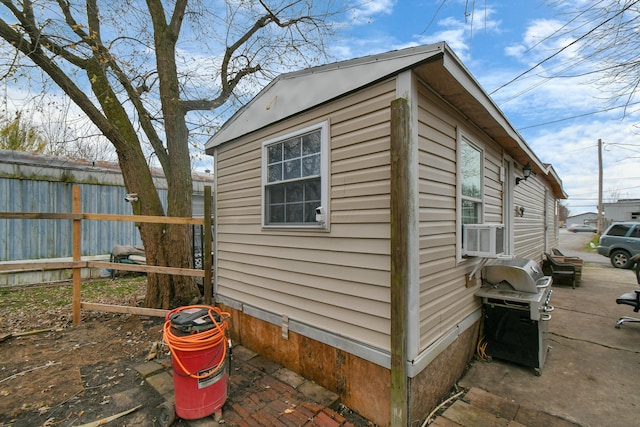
top-left (463, 223), bottom-right (505, 258)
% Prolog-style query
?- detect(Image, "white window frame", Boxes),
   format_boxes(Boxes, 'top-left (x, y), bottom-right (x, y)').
top-left (502, 155), bottom-right (515, 255)
top-left (261, 121), bottom-right (330, 229)
top-left (457, 131), bottom-right (485, 259)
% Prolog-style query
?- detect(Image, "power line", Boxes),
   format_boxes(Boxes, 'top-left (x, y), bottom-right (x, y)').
top-left (518, 102), bottom-right (640, 130)
top-left (421, 0), bottom-right (448, 34)
top-left (490, 1), bottom-right (638, 95)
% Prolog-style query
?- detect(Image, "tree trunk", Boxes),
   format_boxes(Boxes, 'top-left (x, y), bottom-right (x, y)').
top-left (138, 0), bottom-right (199, 309)
top-left (112, 142), bottom-right (198, 308)
top-left (142, 223), bottom-right (197, 308)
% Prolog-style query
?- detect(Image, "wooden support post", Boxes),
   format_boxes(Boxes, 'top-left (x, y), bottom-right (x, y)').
top-left (390, 98), bottom-right (409, 426)
top-left (203, 186), bottom-right (213, 305)
top-left (72, 185), bottom-right (82, 326)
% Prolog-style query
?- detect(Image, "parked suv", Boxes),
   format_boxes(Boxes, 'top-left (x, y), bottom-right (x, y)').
top-left (597, 222), bottom-right (640, 268)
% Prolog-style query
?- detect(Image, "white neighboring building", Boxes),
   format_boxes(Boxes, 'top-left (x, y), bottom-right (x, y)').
top-left (566, 212), bottom-right (598, 227)
top-left (603, 199), bottom-right (640, 224)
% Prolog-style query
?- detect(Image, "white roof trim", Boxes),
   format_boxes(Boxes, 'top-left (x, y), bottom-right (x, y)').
top-left (205, 43), bottom-right (445, 148)
top-left (204, 42), bottom-right (565, 198)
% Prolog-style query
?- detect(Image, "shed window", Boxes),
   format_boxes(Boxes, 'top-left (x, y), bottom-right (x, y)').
top-left (457, 134), bottom-right (485, 259)
top-left (460, 137), bottom-right (483, 225)
top-left (262, 122), bottom-right (328, 228)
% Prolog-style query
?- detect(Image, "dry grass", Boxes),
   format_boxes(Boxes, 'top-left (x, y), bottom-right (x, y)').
top-left (0, 276), bottom-right (147, 334)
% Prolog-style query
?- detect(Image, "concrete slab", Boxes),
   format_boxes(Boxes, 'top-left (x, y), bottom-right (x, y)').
top-left (297, 380), bottom-right (340, 407)
top-left (230, 345), bottom-right (257, 362)
top-left (513, 405), bottom-right (579, 427)
top-left (273, 367), bottom-right (307, 389)
top-left (144, 370), bottom-right (175, 398)
top-left (442, 400), bottom-right (510, 427)
top-left (133, 361), bottom-right (165, 378)
top-left (460, 264), bottom-right (640, 427)
top-left (249, 354), bottom-right (283, 374)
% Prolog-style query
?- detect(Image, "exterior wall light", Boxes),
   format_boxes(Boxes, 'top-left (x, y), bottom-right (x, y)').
top-left (515, 162), bottom-right (532, 185)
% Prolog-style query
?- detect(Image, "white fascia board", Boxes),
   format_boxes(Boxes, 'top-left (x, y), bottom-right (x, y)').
top-left (205, 44), bottom-right (445, 150)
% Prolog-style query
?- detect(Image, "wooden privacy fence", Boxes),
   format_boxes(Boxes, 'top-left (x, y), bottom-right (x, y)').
top-left (0, 185), bottom-right (214, 325)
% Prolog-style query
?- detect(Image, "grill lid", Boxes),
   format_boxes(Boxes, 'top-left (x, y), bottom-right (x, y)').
top-left (482, 257), bottom-right (549, 293)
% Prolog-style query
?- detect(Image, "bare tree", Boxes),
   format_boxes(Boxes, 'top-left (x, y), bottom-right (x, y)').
top-left (491, 1), bottom-right (640, 116)
top-left (557, 201), bottom-right (570, 224)
top-left (0, 0), bottom-right (338, 308)
top-left (607, 187), bottom-right (622, 203)
top-left (543, 0), bottom-right (640, 113)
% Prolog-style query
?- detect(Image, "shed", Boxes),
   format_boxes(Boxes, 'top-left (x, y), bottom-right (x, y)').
top-left (204, 42), bottom-right (566, 426)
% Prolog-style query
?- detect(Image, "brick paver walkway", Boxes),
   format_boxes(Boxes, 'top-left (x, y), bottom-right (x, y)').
top-left (221, 346), bottom-right (359, 427)
top-left (138, 344), bottom-right (370, 426)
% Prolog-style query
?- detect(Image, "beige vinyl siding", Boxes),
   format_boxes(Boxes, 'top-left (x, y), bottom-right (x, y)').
top-left (513, 173), bottom-right (548, 259)
top-left (216, 137), bottom-right (262, 227)
top-left (513, 174), bottom-right (560, 260)
top-left (215, 79), bottom-right (396, 350)
top-left (483, 143), bottom-right (504, 224)
top-left (416, 81), bottom-right (502, 352)
top-left (546, 190), bottom-right (559, 250)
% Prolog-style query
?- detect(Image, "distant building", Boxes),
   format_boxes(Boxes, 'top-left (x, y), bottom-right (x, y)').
top-left (566, 212), bottom-right (598, 227)
top-left (603, 199), bottom-right (640, 224)
top-left (0, 148), bottom-right (213, 285)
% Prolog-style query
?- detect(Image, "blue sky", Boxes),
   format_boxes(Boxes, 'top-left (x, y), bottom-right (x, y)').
top-left (331, 0), bottom-right (640, 216)
top-left (3, 0), bottom-right (637, 217)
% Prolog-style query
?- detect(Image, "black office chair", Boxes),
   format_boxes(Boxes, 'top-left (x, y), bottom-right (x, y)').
top-left (615, 255), bottom-right (640, 328)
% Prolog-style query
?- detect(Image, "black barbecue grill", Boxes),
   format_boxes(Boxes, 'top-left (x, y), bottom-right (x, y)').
top-left (476, 257), bottom-right (554, 375)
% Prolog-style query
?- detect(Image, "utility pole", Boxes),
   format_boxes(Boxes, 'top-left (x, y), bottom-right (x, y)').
top-left (597, 138), bottom-right (603, 236)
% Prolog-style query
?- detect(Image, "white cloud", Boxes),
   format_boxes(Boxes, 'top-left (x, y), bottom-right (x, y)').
top-left (504, 18), bottom-right (584, 72)
top-left (417, 16), bottom-right (468, 56)
top-left (483, 10), bottom-right (640, 214)
top-left (326, 0), bottom-right (640, 215)
top-left (348, 0), bottom-right (396, 24)
top-left (416, 6), bottom-right (502, 62)
top-left (504, 84), bottom-right (640, 215)
top-left (525, 115), bottom-right (640, 214)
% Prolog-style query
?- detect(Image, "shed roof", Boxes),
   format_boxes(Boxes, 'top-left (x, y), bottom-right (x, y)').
top-left (205, 42), bottom-right (566, 199)
top-left (0, 148), bottom-right (213, 189)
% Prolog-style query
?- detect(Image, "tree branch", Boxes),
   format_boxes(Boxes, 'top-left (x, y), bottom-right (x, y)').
top-left (181, 63), bottom-right (262, 113)
top-left (217, 14), bottom-right (271, 107)
top-left (192, 1), bottom-right (321, 114)
top-left (83, 2), bottom-right (168, 165)
top-left (168, 0), bottom-right (187, 41)
top-left (258, 0), bottom-right (316, 29)
top-left (2, 0), bottom-right (86, 67)
top-left (0, 19), bottom-right (123, 148)
top-left (85, 0), bottom-right (102, 44)
top-left (56, 0), bottom-right (91, 40)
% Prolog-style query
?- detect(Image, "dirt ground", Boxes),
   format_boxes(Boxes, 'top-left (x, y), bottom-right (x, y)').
top-left (0, 311), bottom-right (168, 426)
top-left (0, 277), bottom-right (173, 427)
top-left (0, 279), bottom-right (373, 427)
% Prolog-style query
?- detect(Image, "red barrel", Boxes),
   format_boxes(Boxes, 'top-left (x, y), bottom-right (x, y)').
top-left (164, 306), bottom-right (230, 420)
